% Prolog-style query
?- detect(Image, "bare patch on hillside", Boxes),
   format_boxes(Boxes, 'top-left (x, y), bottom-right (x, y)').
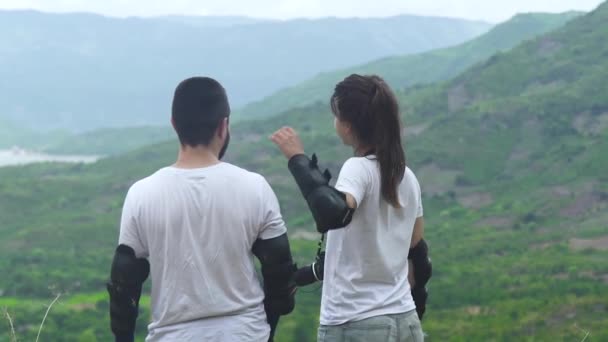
top-left (447, 83), bottom-right (471, 112)
top-left (476, 216), bottom-right (515, 229)
top-left (550, 186), bottom-right (572, 198)
top-left (538, 37), bottom-right (562, 56)
top-left (572, 112), bottom-right (608, 136)
top-left (569, 235), bottom-right (608, 251)
top-left (545, 306), bottom-right (578, 327)
top-left (458, 192), bottom-right (493, 209)
top-left (508, 146), bottom-right (531, 162)
top-left (466, 306), bottom-right (481, 316)
top-left (578, 271), bottom-right (608, 285)
top-left (530, 241), bottom-right (556, 250)
top-left (560, 191), bottom-right (608, 218)
top-left (525, 80), bottom-right (566, 96)
top-left (464, 306), bottom-right (495, 316)
top-left (71, 303), bottom-right (96, 312)
top-left (507, 119), bottom-right (540, 162)
top-left (552, 273), bottom-right (569, 280)
top-left (406, 123), bottom-right (430, 137)
top-left (415, 163), bottom-right (462, 196)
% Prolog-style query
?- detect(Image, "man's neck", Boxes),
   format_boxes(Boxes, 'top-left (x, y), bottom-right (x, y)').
top-left (173, 145), bottom-right (220, 169)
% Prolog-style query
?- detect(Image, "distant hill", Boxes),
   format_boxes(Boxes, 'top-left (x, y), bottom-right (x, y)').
top-left (237, 12), bottom-right (581, 120)
top-left (4, 12), bottom-right (578, 156)
top-left (157, 15), bottom-right (265, 28)
top-left (41, 126), bottom-right (175, 155)
top-left (0, 10), bottom-right (490, 131)
top-left (0, 117), bottom-right (68, 149)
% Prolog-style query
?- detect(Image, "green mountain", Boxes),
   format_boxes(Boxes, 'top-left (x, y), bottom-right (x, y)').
top-left (237, 12), bottom-right (581, 120)
top-left (1, 3), bottom-right (608, 341)
top-left (3, 12), bottom-right (575, 156)
top-left (0, 117), bottom-right (173, 156)
top-left (157, 15), bottom-right (264, 28)
top-left (0, 118), bottom-right (174, 157)
top-left (0, 10), bottom-right (490, 131)
top-left (0, 117), bottom-right (70, 150)
top-left (41, 126), bottom-right (176, 156)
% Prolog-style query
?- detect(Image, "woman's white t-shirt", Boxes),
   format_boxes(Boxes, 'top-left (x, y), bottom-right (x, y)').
top-left (320, 156), bottom-right (423, 326)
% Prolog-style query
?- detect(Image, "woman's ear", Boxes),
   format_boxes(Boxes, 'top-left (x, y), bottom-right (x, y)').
top-left (344, 122), bottom-right (357, 145)
top-left (344, 121), bottom-right (353, 135)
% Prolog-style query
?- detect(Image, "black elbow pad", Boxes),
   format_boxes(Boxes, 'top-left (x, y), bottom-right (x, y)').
top-left (107, 245), bottom-right (150, 338)
top-left (288, 154), bottom-right (354, 233)
top-left (408, 239), bottom-right (432, 287)
top-left (252, 234), bottom-right (297, 316)
top-left (409, 239), bottom-right (432, 320)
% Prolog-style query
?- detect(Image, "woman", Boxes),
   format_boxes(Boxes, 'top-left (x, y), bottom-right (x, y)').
top-left (271, 74), bottom-right (425, 342)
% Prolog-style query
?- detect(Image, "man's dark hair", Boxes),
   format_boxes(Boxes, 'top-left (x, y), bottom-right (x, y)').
top-left (171, 77), bottom-right (230, 147)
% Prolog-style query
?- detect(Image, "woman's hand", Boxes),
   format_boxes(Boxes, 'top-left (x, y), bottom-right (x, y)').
top-left (270, 127), bottom-right (305, 160)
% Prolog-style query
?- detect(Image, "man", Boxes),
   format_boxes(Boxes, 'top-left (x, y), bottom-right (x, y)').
top-left (107, 77), bottom-right (297, 342)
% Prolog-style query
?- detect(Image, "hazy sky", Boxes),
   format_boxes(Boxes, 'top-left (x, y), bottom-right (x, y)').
top-left (0, 0), bottom-right (604, 22)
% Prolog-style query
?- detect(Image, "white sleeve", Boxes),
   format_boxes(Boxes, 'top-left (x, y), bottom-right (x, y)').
top-left (118, 187), bottom-right (148, 258)
top-left (334, 158), bottom-right (370, 207)
top-left (415, 175), bottom-right (423, 218)
top-left (258, 176), bottom-right (288, 240)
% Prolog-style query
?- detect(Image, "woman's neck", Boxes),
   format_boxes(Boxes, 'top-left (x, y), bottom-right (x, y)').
top-left (353, 144), bottom-right (374, 157)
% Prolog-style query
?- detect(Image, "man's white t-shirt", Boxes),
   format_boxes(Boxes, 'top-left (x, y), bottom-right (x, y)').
top-left (118, 163), bottom-right (287, 341)
top-left (320, 156), bottom-right (423, 326)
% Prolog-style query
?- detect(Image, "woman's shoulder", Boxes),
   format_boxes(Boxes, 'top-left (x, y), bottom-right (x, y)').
top-left (344, 155), bottom-right (378, 166)
top-left (341, 156), bottom-right (377, 173)
top-left (403, 166), bottom-right (422, 190)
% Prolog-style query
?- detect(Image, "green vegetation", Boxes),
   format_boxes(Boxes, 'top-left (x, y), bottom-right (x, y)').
top-left (2, 3), bottom-right (608, 341)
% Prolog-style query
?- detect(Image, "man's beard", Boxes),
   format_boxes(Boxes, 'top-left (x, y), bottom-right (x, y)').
top-left (219, 132), bottom-right (230, 160)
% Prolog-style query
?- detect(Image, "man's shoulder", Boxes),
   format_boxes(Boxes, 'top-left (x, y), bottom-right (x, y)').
top-left (126, 167), bottom-right (171, 195)
top-left (220, 163), bottom-right (267, 183)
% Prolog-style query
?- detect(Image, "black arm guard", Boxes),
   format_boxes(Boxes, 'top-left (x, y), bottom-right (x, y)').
top-left (106, 245), bottom-right (150, 342)
top-left (293, 251), bottom-right (325, 287)
top-left (252, 234), bottom-right (297, 341)
top-left (408, 239), bottom-right (432, 320)
top-left (288, 154), bottom-right (354, 233)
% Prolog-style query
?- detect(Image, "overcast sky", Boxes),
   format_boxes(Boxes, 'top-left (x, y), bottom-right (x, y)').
top-left (0, 0), bottom-right (604, 22)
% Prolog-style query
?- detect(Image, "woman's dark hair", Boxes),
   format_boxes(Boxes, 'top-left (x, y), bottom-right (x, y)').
top-left (331, 74), bottom-right (405, 208)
